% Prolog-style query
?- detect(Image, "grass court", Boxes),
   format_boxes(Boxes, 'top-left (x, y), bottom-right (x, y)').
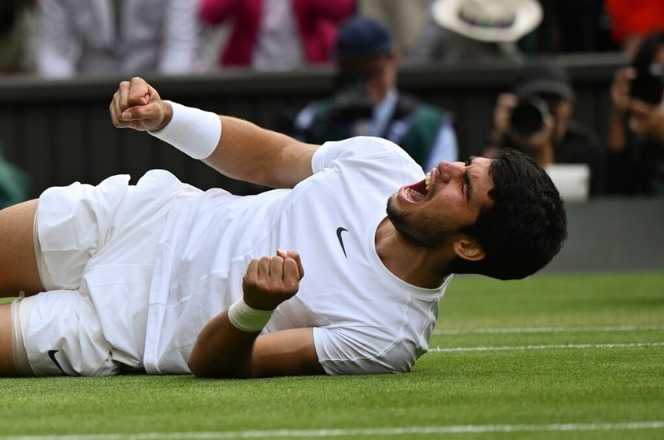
top-left (1, 271), bottom-right (662, 439)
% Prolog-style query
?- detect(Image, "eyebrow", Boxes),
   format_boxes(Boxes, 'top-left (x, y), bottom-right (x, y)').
top-left (464, 157), bottom-right (475, 203)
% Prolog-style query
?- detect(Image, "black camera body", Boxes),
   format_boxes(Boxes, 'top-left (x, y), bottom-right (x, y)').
top-left (630, 64), bottom-right (664, 105)
top-left (332, 83), bottom-right (373, 116)
top-left (330, 73), bottom-right (374, 120)
top-left (509, 96), bottom-right (551, 138)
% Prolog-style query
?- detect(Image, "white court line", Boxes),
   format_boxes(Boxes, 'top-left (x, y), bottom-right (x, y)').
top-left (429, 341), bottom-right (664, 353)
top-left (433, 325), bottom-right (664, 336)
top-left (3, 421), bottom-right (664, 440)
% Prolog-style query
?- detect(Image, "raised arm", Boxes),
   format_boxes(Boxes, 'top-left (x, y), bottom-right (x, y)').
top-left (110, 77), bottom-right (319, 188)
top-left (208, 116), bottom-right (319, 188)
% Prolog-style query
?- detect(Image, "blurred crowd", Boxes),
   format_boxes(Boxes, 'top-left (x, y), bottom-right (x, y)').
top-left (0, 0), bottom-right (640, 76)
top-left (1, 0), bottom-right (664, 203)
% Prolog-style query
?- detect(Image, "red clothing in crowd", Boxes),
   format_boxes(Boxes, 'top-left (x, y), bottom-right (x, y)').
top-left (199, 0), bottom-right (355, 67)
top-left (605, 0), bottom-right (664, 43)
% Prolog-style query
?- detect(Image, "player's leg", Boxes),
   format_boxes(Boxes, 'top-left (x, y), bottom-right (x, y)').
top-left (0, 200), bottom-right (43, 297)
top-left (0, 304), bottom-right (20, 375)
top-left (1, 290), bottom-right (122, 377)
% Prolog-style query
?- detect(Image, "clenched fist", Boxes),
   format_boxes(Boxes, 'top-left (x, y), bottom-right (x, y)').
top-left (242, 250), bottom-right (305, 311)
top-left (109, 77), bottom-right (172, 132)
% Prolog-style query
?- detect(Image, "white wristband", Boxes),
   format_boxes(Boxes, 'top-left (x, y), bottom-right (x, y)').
top-left (227, 298), bottom-right (273, 333)
top-left (149, 101), bottom-right (221, 160)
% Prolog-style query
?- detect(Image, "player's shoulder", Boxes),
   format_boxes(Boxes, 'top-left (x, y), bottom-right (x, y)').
top-left (311, 136), bottom-right (423, 183)
top-left (321, 136), bottom-right (416, 163)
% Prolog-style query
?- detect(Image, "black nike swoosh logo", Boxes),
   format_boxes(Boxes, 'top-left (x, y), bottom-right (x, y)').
top-left (48, 350), bottom-right (68, 375)
top-left (336, 227), bottom-right (349, 258)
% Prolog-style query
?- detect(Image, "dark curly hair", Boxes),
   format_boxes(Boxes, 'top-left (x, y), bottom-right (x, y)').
top-left (450, 148), bottom-right (567, 280)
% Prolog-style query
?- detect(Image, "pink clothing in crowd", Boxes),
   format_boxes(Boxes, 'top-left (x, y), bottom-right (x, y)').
top-left (199, 0), bottom-right (355, 68)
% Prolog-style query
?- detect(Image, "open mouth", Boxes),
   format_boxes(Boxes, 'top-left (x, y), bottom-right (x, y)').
top-left (399, 171), bottom-right (434, 203)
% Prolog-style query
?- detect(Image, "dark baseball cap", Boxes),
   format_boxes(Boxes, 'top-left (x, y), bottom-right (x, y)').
top-left (335, 16), bottom-right (393, 59)
top-left (514, 61), bottom-right (574, 99)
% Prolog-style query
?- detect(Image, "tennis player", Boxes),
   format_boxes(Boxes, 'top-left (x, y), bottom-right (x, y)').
top-left (0, 77), bottom-right (566, 378)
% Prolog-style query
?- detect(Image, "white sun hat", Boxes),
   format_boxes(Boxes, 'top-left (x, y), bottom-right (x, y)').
top-left (432, 0), bottom-right (543, 43)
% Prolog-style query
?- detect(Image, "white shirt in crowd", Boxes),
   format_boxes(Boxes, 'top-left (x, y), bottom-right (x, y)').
top-left (253, 0), bottom-right (304, 71)
top-left (35, 0), bottom-right (198, 78)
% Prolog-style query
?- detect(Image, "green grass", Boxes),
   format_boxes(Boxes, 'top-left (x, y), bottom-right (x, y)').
top-left (1, 271), bottom-right (663, 439)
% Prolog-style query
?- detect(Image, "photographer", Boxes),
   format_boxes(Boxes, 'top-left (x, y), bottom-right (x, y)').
top-left (608, 32), bottom-right (664, 195)
top-left (486, 62), bottom-right (606, 197)
top-left (295, 16), bottom-right (458, 169)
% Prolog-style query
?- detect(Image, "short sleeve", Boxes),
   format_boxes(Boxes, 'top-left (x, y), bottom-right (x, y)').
top-left (313, 326), bottom-right (416, 375)
top-left (311, 136), bottom-right (415, 174)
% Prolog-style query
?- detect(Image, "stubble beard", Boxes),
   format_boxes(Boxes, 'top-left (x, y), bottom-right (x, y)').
top-left (385, 197), bottom-right (447, 249)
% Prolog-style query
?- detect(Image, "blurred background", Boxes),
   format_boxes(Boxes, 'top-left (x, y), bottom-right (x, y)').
top-left (0, 0), bottom-right (662, 272)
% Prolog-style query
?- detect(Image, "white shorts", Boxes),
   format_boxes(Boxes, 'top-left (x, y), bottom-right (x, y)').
top-left (12, 292), bottom-right (117, 376)
top-left (12, 170), bottom-right (191, 376)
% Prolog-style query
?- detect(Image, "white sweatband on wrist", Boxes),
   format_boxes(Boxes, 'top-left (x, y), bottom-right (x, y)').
top-left (227, 298), bottom-right (273, 333)
top-left (149, 100), bottom-right (222, 160)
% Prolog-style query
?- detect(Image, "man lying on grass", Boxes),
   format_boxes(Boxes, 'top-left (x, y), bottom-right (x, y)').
top-left (0, 77), bottom-right (566, 378)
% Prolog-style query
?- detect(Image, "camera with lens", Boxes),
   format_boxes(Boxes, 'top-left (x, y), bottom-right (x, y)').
top-left (330, 72), bottom-right (374, 120)
top-left (302, 72), bottom-right (374, 141)
top-left (629, 63), bottom-right (664, 105)
top-left (509, 96), bottom-right (551, 138)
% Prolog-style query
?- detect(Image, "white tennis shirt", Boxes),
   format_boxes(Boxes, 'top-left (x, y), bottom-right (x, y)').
top-left (142, 136), bottom-right (451, 374)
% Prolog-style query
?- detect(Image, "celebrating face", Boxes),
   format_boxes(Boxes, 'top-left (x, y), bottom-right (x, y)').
top-left (386, 158), bottom-right (494, 248)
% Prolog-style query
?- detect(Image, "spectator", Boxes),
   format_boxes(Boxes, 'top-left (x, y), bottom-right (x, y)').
top-left (35, 0), bottom-right (198, 78)
top-left (294, 16), bottom-right (458, 170)
top-left (358, 0), bottom-right (429, 58)
top-left (0, 0), bottom-right (34, 75)
top-left (199, 0), bottom-right (354, 71)
top-left (608, 32), bottom-right (664, 194)
top-left (485, 61), bottom-right (606, 197)
top-left (605, 0), bottom-right (664, 57)
top-left (411, 0), bottom-right (542, 64)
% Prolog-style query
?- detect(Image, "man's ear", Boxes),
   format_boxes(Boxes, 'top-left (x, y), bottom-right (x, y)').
top-left (453, 236), bottom-right (485, 262)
